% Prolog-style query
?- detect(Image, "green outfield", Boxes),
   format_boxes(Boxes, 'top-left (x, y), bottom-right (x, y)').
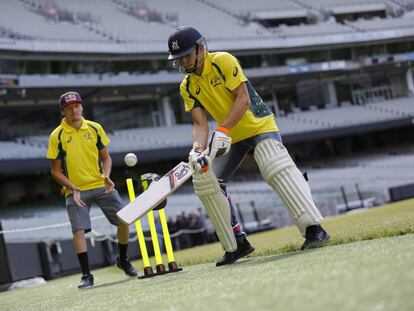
top-left (2, 199), bottom-right (414, 311)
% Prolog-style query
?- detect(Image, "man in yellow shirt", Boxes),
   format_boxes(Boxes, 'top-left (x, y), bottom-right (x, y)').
top-left (167, 27), bottom-right (330, 266)
top-left (47, 91), bottom-right (137, 288)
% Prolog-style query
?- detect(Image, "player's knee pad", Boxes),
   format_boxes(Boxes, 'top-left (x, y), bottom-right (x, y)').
top-left (193, 170), bottom-right (237, 252)
top-left (254, 139), bottom-right (323, 236)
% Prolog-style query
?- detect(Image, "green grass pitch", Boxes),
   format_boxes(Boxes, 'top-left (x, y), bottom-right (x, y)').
top-left (1, 199), bottom-right (414, 311)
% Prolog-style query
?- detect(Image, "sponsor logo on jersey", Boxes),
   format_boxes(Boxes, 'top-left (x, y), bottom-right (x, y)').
top-left (84, 132), bottom-right (92, 140)
top-left (210, 76), bottom-right (222, 87)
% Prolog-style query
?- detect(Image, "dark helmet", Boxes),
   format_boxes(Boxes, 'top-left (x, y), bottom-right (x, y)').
top-left (167, 26), bottom-right (204, 60)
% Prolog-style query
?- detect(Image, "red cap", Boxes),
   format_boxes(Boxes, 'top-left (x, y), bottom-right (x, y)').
top-left (59, 91), bottom-right (84, 109)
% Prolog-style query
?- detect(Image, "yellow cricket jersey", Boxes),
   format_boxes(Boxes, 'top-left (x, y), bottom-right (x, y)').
top-left (47, 118), bottom-right (110, 196)
top-left (180, 51), bottom-right (278, 143)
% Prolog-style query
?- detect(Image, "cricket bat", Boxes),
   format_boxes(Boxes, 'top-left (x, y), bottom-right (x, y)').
top-left (117, 161), bottom-right (194, 225)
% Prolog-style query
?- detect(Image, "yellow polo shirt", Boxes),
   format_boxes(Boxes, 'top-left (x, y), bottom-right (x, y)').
top-left (180, 51), bottom-right (278, 143)
top-left (47, 118), bottom-right (110, 196)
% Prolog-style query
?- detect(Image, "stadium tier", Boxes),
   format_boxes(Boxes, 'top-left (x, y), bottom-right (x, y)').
top-left (348, 14), bottom-right (414, 31)
top-left (1, 96), bottom-right (413, 161)
top-left (1, 0), bottom-right (414, 53)
top-left (0, 0), bottom-right (107, 42)
top-left (0, 141), bottom-right (45, 159)
top-left (206, 0), bottom-right (304, 14)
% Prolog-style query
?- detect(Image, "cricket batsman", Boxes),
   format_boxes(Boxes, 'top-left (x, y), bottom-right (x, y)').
top-left (167, 26), bottom-right (330, 266)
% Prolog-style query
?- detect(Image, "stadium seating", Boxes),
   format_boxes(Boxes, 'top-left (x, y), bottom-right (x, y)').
top-left (301, 0), bottom-right (381, 11)
top-left (365, 97), bottom-right (414, 117)
top-left (276, 22), bottom-right (351, 37)
top-left (348, 15), bottom-right (414, 32)
top-left (202, 0), bottom-right (304, 16)
top-left (145, 0), bottom-right (269, 39)
top-left (3, 0), bottom-right (408, 44)
top-left (396, 0), bottom-right (414, 9)
top-left (0, 141), bottom-right (45, 159)
top-left (0, 0), bottom-right (108, 41)
top-left (0, 0), bottom-right (413, 55)
top-left (2, 96), bottom-right (413, 159)
top-left (56, 0), bottom-right (173, 42)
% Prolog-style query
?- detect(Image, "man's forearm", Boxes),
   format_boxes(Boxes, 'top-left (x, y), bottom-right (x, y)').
top-left (221, 97), bottom-right (249, 130)
top-left (192, 123), bottom-right (209, 150)
top-left (101, 157), bottom-right (112, 178)
top-left (52, 171), bottom-right (78, 191)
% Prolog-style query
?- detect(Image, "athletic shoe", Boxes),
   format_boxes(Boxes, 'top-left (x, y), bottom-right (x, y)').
top-left (301, 225), bottom-right (330, 250)
top-left (116, 257), bottom-right (138, 277)
top-left (216, 236), bottom-right (255, 266)
top-left (78, 274), bottom-right (94, 289)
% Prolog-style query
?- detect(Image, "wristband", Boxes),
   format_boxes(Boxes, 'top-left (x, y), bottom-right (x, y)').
top-left (216, 125), bottom-right (230, 135)
top-left (193, 146), bottom-right (206, 152)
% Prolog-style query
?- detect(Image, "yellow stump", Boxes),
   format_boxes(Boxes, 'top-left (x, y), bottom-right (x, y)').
top-left (158, 208), bottom-right (175, 263)
top-left (126, 178), bottom-right (152, 275)
top-left (147, 210), bottom-right (165, 273)
top-left (141, 175), bottom-right (165, 273)
top-left (139, 173), bottom-right (181, 274)
top-left (158, 208), bottom-right (182, 271)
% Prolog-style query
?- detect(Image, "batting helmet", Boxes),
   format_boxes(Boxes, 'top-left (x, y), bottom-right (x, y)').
top-left (167, 26), bottom-right (204, 60)
top-left (140, 173), bottom-right (167, 210)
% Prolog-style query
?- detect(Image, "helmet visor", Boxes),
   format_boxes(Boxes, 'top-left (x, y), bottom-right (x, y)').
top-left (168, 45), bottom-right (195, 60)
top-left (168, 36), bottom-right (206, 60)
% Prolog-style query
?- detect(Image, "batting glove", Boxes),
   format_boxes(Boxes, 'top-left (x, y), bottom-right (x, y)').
top-left (189, 147), bottom-right (210, 174)
top-left (208, 126), bottom-right (232, 160)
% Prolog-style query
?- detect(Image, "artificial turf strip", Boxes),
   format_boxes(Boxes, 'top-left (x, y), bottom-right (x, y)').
top-left (1, 199), bottom-right (413, 311)
top-left (170, 198), bottom-right (414, 265)
top-left (2, 234), bottom-right (413, 311)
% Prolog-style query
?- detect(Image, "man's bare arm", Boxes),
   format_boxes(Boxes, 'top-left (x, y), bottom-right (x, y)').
top-left (100, 147), bottom-right (112, 178)
top-left (220, 82), bottom-right (250, 130)
top-left (50, 159), bottom-right (85, 207)
top-left (100, 147), bottom-right (114, 193)
top-left (191, 107), bottom-right (209, 150)
top-left (50, 159), bottom-right (77, 191)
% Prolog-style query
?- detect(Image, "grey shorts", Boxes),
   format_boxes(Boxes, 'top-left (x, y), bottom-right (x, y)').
top-left (213, 131), bottom-right (283, 183)
top-left (66, 187), bottom-right (125, 233)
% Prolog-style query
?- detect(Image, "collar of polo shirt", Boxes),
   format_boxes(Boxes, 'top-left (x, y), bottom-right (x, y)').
top-left (61, 117), bottom-right (88, 132)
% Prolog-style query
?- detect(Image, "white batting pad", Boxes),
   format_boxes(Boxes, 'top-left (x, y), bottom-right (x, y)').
top-left (254, 139), bottom-right (323, 236)
top-left (193, 170), bottom-right (237, 252)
